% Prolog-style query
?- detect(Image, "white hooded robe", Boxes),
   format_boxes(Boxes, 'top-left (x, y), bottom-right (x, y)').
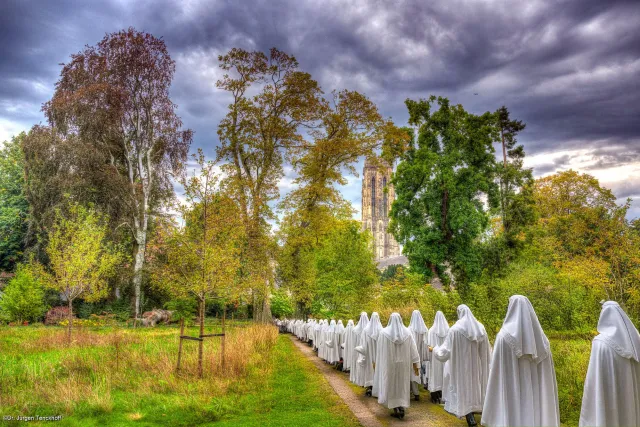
top-left (360, 312), bottom-right (383, 389)
top-left (342, 320), bottom-right (355, 371)
top-left (408, 310), bottom-right (429, 387)
top-left (325, 320), bottom-right (339, 363)
top-left (350, 312), bottom-right (370, 386)
top-left (481, 295), bottom-right (560, 427)
top-left (434, 304), bottom-right (491, 417)
top-left (428, 311), bottom-right (450, 393)
top-left (373, 313), bottom-right (421, 409)
top-left (579, 301), bottom-right (640, 427)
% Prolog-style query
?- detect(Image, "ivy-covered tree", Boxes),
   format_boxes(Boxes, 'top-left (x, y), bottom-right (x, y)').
top-left (494, 106), bottom-right (535, 248)
top-left (0, 133), bottom-right (28, 271)
top-left (390, 96), bottom-right (498, 285)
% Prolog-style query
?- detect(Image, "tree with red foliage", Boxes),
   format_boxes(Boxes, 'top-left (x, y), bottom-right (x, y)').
top-left (44, 28), bottom-right (192, 319)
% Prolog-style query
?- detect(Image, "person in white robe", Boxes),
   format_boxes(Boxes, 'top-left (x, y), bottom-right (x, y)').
top-left (305, 319), bottom-right (315, 346)
top-left (320, 320), bottom-right (332, 361)
top-left (342, 320), bottom-right (355, 372)
top-left (481, 295), bottom-right (560, 427)
top-left (313, 320), bottom-right (323, 352)
top-left (358, 312), bottom-right (383, 396)
top-left (408, 309), bottom-right (429, 400)
top-left (428, 311), bottom-right (450, 403)
top-left (350, 312), bottom-right (369, 386)
top-left (433, 304), bottom-right (491, 427)
top-left (335, 320), bottom-right (345, 366)
top-left (579, 301), bottom-right (640, 427)
top-left (372, 313), bottom-right (420, 419)
top-left (325, 320), bottom-right (340, 364)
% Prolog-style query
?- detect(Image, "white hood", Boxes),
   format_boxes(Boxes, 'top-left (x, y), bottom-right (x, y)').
top-left (597, 301), bottom-right (640, 361)
top-left (501, 295), bottom-right (550, 363)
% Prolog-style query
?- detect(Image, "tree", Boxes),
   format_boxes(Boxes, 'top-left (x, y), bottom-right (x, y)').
top-left (494, 106), bottom-right (535, 248)
top-left (531, 170), bottom-right (640, 317)
top-left (277, 90), bottom-right (406, 313)
top-left (34, 203), bottom-right (121, 343)
top-left (313, 220), bottom-right (378, 318)
top-left (44, 28), bottom-right (192, 319)
top-left (0, 133), bottom-right (28, 271)
top-left (390, 96), bottom-right (498, 285)
top-left (0, 264), bottom-right (47, 323)
top-left (150, 151), bottom-right (245, 377)
top-left (216, 48), bottom-right (325, 322)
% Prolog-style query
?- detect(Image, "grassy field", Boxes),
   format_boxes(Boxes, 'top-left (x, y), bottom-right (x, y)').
top-left (0, 323), bottom-right (359, 427)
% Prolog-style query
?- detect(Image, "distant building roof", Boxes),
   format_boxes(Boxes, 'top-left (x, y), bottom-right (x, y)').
top-left (376, 255), bottom-right (409, 270)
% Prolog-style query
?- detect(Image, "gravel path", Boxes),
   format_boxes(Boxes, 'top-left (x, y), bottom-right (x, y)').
top-left (289, 335), bottom-right (476, 427)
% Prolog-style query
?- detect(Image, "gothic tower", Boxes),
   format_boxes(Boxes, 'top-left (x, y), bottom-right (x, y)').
top-left (361, 157), bottom-right (401, 260)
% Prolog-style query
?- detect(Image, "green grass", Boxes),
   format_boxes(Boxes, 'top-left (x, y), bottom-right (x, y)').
top-left (0, 325), bottom-right (360, 427)
top-left (213, 336), bottom-right (361, 427)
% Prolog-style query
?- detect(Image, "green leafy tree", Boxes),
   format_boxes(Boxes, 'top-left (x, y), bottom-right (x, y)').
top-left (0, 133), bottom-right (28, 271)
top-left (390, 96), bottom-right (498, 285)
top-left (270, 288), bottom-right (295, 319)
top-left (0, 264), bottom-right (47, 323)
top-left (313, 221), bottom-right (378, 318)
top-left (33, 203), bottom-right (121, 343)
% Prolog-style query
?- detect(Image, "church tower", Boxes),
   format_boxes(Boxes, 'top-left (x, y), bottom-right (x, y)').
top-left (361, 157), bottom-right (401, 260)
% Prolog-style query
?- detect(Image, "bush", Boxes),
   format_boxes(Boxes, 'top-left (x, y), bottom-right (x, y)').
top-left (0, 264), bottom-right (47, 323)
top-left (165, 298), bottom-right (197, 324)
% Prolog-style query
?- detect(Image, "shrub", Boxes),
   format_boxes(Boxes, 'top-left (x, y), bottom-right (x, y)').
top-left (0, 264), bottom-right (47, 323)
top-left (165, 298), bottom-right (197, 324)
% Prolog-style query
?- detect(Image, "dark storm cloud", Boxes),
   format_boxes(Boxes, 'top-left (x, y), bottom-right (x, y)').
top-left (1, 0), bottom-right (639, 216)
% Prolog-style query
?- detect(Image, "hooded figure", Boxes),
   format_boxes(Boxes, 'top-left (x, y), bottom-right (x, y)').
top-left (408, 310), bottom-right (429, 400)
top-left (579, 301), bottom-right (640, 427)
top-left (481, 295), bottom-right (560, 427)
top-left (433, 304), bottom-right (491, 426)
top-left (342, 320), bottom-right (355, 372)
top-left (428, 311), bottom-right (450, 402)
top-left (306, 319), bottom-right (315, 345)
top-left (373, 313), bottom-right (421, 419)
top-left (325, 320), bottom-right (339, 363)
top-left (320, 320), bottom-right (332, 361)
top-left (350, 312), bottom-right (370, 386)
top-left (358, 312), bottom-right (383, 395)
top-left (313, 320), bottom-right (323, 352)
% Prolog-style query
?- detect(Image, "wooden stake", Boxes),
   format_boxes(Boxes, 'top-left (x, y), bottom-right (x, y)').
top-left (198, 299), bottom-right (205, 378)
top-left (221, 308), bottom-right (226, 372)
top-left (176, 318), bottom-right (185, 372)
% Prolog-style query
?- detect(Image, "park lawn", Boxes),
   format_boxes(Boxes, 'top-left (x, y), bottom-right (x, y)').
top-left (0, 325), bottom-right (360, 427)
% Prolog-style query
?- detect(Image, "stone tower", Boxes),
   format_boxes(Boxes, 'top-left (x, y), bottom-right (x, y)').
top-left (361, 157), bottom-right (401, 260)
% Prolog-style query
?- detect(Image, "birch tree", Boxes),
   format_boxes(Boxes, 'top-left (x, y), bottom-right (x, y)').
top-left (44, 28), bottom-right (192, 318)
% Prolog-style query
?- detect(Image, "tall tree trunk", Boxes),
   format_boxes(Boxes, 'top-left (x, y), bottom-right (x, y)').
top-left (132, 227), bottom-right (147, 320)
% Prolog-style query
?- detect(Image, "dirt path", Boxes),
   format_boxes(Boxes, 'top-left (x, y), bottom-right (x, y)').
top-left (289, 335), bottom-right (474, 427)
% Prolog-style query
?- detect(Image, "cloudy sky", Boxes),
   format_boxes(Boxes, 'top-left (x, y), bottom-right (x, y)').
top-left (2, 0), bottom-right (639, 219)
